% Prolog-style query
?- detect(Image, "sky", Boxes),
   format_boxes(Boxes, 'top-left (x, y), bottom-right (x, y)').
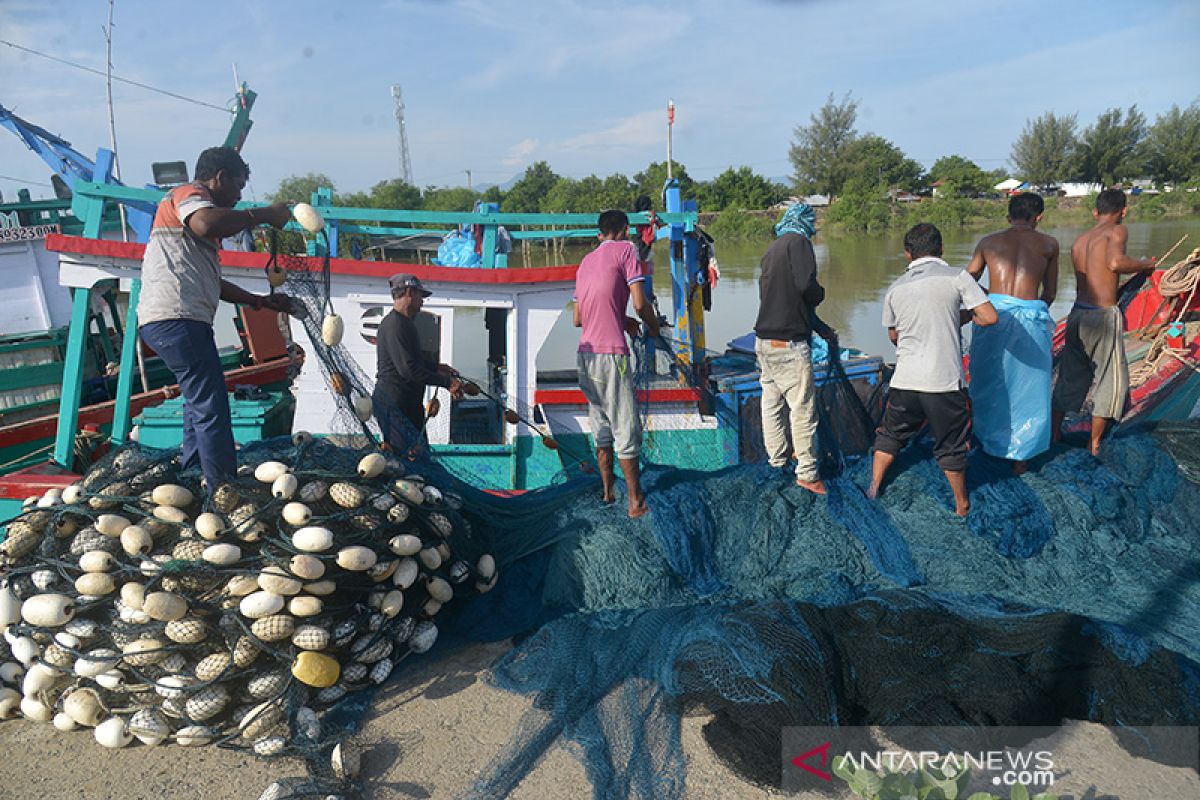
top-left (1, 0), bottom-right (1196, 203)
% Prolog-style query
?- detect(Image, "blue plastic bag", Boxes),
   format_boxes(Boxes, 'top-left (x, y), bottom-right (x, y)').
top-left (435, 231), bottom-right (481, 267)
top-left (968, 294), bottom-right (1054, 460)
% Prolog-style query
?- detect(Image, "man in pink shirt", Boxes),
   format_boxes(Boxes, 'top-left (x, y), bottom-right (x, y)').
top-left (574, 210), bottom-right (660, 517)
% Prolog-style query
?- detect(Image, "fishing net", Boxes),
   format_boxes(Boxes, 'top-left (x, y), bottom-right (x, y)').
top-left (5, 226), bottom-right (1200, 800)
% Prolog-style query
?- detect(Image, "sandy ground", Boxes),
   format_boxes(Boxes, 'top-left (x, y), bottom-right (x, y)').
top-left (0, 639), bottom-right (1196, 800)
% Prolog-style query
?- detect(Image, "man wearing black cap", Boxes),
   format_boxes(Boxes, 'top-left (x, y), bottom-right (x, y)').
top-left (373, 273), bottom-right (463, 454)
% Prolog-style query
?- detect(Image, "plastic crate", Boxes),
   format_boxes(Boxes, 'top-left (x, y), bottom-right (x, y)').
top-left (134, 391), bottom-right (295, 449)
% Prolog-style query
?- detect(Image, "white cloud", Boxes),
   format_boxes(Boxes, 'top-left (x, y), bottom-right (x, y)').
top-left (502, 137), bottom-right (539, 168)
top-left (557, 109), bottom-right (668, 153)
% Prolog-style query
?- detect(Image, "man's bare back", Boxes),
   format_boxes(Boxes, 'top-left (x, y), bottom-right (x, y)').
top-left (968, 224), bottom-right (1059, 304)
top-left (1071, 218), bottom-right (1155, 308)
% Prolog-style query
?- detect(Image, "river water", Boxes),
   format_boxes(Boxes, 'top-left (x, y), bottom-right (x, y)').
top-left (504, 219), bottom-right (1195, 377)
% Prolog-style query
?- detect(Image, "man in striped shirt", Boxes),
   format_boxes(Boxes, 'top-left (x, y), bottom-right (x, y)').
top-left (138, 146), bottom-right (291, 493)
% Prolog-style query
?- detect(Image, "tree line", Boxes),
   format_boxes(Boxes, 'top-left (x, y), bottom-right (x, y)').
top-left (267, 93), bottom-right (1199, 234)
top-left (268, 161), bottom-right (790, 216)
top-left (792, 92), bottom-right (1200, 197)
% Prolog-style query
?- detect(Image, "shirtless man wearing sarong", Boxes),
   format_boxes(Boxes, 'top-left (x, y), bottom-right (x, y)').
top-left (967, 193), bottom-right (1059, 473)
top-left (1052, 189), bottom-right (1156, 455)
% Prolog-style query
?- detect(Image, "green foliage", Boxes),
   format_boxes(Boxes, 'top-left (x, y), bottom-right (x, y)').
top-left (1011, 112), bottom-right (1079, 187)
top-left (1142, 103), bottom-right (1200, 185)
top-left (479, 185), bottom-right (504, 204)
top-left (694, 166), bottom-right (788, 212)
top-left (843, 135), bottom-right (924, 191)
top-left (370, 178), bottom-right (422, 210)
top-left (705, 209), bottom-right (776, 240)
top-left (790, 91), bottom-right (861, 196)
top-left (422, 186), bottom-right (479, 212)
top-left (825, 177), bottom-right (892, 231)
top-left (503, 161), bottom-right (560, 212)
top-left (267, 173), bottom-right (336, 205)
top-left (929, 155), bottom-right (994, 196)
top-left (1129, 184), bottom-right (1200, 218)
top-left (633, 161), bottom-right (695, 206)
top-left (1076, 105), bottom-right (1147, 186)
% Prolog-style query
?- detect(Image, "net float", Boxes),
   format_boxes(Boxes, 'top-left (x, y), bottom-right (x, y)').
top-left (504, 409), bottom-right (521, 425)
top-left (202, 543), bottom-right (241, 566)
top-left (119, 582), bottom-right (146, 610)
top-left (151, 484), bottom-right (193, 508)
top-left (298, 480), bottom-right (328, 503)
top-left (21, 593), bottom-right (74, 627)
top-left (61, 484), bottom-right (83, 505)
top-left (153, 505), bottom-right (189, 524)
top-left (254, 461), bottom-right (290, 484)
top-left (292, 202), bottom-right (325, 233)
top-left (95, 717), bottom-right (132, 748)
top-left (240, 591), bottom-right (285, 619)
top-left (336, 545), bottom-right (377, 572)
top-left (195, 512), bottom-right (224, 541)
top-left (388, 534), bottom-right (421, 557)
top-left (143, 591), bottom-right (188, 622)
top-left (541, 436), bottom-right (559, 450)
top-left (120, 525), bottom-right (153, 556)
top-left (266, 262), bottom-right (287, 288)
top-left (129, 708), bottom-right (169, 746)
top-left (292, 651), bottom-right (339, 688)
top-left (322, 314), bottom-right (344, 347)
top-left (258, 567), bottom-right (302, 596)
top-left (20, 696), bottom-right (52, 722)
top-left (289, 595), bottom-right (324, 617)
top-left (392, 558), bottom-right (419, 590)
top-left (95, 514), bottom-right (130, 537)
top-left (74, 572), bottom-right (115, 597)
top-left (303, 580), bottom-right (336, 596)
top-left (293, 526), bottom-right (334, 553)
top-left (353, 396), bottom-right (374, 422)
top-left (79, 550), bottom-right (116, 573)
top-left (357, 453), bottom-right (386, 479)
top-left (272, 473), bottom-right (299, 500)
top-left (289, 553), bottom-right (324, 580)
top-left (63, 686), bottom-right (106, 727)
top-left (224, 574), bottom-right (259, 597)
top-left (426, 397), bottom-right (441, 419)
top-left (51, 710), bottom-right (76, 730)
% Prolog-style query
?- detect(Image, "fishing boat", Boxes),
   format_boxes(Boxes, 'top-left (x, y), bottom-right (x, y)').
top-left (0, 88), bottom-right (294, 480)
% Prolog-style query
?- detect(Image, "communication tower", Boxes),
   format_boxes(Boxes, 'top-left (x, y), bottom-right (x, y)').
top-left (391, 84), bottom-right (414, 186)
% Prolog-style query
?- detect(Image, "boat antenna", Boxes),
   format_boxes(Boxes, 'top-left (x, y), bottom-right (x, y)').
top-left (102, 0), bottom-right (129, 245)
top-left (666, 99), bottom-right (675, 180)
top-left (104, 0), bottom-right (149, 393)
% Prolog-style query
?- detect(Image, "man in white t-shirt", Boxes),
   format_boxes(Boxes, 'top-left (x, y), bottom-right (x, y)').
top-left (868, 223), bottom-right (998, 516)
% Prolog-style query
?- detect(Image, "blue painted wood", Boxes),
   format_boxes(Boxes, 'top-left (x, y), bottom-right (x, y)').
top-left (313, 186), bottom-right (337, 257)
top-left (110, 279), bottom-right (141, 445)
top-left (480, 225), bottom-right (497, 269)
top-left (53, 288), bottom-right (93, 467)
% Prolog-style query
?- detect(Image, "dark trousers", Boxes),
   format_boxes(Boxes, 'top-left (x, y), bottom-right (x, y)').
top-left (373, 390), bottom-right (425, 455)
top-left (874, 387), bottom-right (972, 472)
top-left (140, 320), bottom-right (236, 491)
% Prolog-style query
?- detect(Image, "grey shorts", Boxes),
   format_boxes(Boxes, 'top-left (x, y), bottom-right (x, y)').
top-left (1053, 305), bottom-right (1129, 419)
top-left (577, 352), bottom-right (642, 459)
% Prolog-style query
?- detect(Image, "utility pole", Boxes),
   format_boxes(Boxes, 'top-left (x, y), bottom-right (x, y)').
top-left (391, 84), bottom-right (413, 185)
top-left (464, 170), bottom-right (472, 191)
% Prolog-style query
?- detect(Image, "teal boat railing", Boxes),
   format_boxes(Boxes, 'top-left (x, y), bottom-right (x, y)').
top-left (52, 179), bottom-right (708, 473)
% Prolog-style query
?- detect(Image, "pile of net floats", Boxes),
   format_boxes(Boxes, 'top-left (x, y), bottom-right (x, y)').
top-left (0, 434), bottom-right (496, 790)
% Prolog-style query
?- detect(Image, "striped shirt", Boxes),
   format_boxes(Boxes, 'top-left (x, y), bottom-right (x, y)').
top-left (138, 183), bottom-right (222, 326)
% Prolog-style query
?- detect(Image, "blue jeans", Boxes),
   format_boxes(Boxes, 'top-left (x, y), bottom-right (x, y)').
top-left (139, 319), bottom-right (236, 491)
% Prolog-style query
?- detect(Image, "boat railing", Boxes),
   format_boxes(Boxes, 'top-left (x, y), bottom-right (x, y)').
top-left (67, 181), bottom-right (698, 267)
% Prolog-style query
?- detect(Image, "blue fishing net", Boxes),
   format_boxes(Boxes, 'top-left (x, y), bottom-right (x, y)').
top-left (429, 414), bottom-right (1200, 798)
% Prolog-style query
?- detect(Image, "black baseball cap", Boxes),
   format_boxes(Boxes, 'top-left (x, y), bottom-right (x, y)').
top-left (389, 273), bottom-right (432, 297)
